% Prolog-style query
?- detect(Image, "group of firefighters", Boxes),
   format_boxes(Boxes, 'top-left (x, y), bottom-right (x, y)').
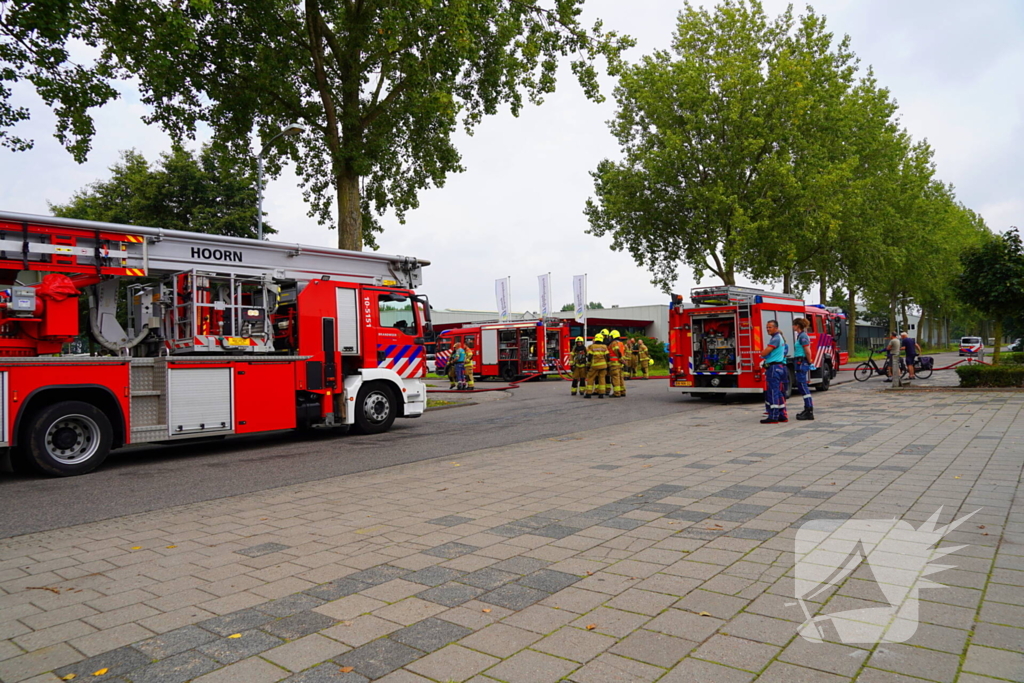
top-left (569, 330), bottom-right (651, 398)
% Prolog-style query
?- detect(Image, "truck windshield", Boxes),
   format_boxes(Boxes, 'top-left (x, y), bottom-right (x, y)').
top-left (379, 291), bottom-right (418, 336)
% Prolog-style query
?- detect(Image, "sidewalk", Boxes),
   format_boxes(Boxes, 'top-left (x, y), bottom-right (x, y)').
top-left (1, 382), bottom-right (1022, 683)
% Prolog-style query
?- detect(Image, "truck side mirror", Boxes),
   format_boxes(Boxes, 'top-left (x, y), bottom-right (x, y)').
top-left (414, 337), bottom-right (425, 345)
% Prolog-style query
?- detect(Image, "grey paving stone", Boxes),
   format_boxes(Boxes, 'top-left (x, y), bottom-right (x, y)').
top-left (333, 637), bottom-right (423, 679)
top-left (284, 662), bottom-right (370, 683)
top-left (712, 504), bottom-right (769, 523)
top-left (677, 527), bottom-right (728, 540)
top-left (256, 593), bottom-right (328, 617)
top-left (479, 584), bottom-right (551, 610)
top-left (236, 542), bottom-right (291, 558)
top-left (563, 512), bottom-right (617, 528)
top-left (745, 453), bottom-right (777, 458)
top-left (518, 570), bottom-right (582, 593)
top-left (715, 486), bottom-right (765, 499)
top-left (877, 466), bottom-right (910, 471)
top-left (489, 524), bottom-right (531, 538)
top-left (427, 515), bottom-right (474, 527)
top-left (197, 628), bottom-right (284, 664)
top-left (591, 465), bottom-right (621, 470)
top-left (416, 582), bottom-right (486, 607)
top-left (765, 486), bottom-right (803, 493)
top-left (793, 511), bottom-right (852, 526)
top-left (641, 503), bottom-right (682, 514)
top-left (666, 510), bottom-right (711, 522)
top-left (127, 650), bottom-right (219, 683)
top-left (458, 567), bottom-right (520, 590)
top-left (491, 557), bottom-right (553, 575)
top-left (345, 565), bottom-right (411, 586)
top-left (839, 465), bottom-right (874, 471)
top-left (262, 610), bottom-right (338, 640)
top-left (135, 624), bottom-right (220, 659)
top-left (683, 463), bottom-right (715, 469)
top-left (600, 518), bottom-right (646, 530)
top-left (509, 516), bottom-right (559, 530)
top-left (305, 578), bottom-right (371, 601)
top-left (389, 617), bottom-right (472, 653)
top-left (898, 445), bottom-right (935, 454)
top-left (727, 528), bottom-right (776, 541)
top-left (53, 646), bottom-right (150, 681)
top-left (532, 524), bottom-right (580, 539)
top-left (728, 459), bottom-right (759, 465)
top-left (423, 542), bottom-right (480, 559)
top-left (794, 490), bottom-right (835, 499)
top-left (649, 483), bottom-right (688, 492)
top-left (404, 566), bottom-right (467, 587)
top-left (199, 609), bottom-right (276, 637)
top-left (533, 509), bottom-right (577, 520)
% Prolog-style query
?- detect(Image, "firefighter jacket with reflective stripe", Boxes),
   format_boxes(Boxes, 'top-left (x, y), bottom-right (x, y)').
top-left (570, 346), bottom-right (588, 368)
top-left (587, 343), bottom-right (609, 369)
top-left (638, 343), bottom-right (650, 361)
top-left (608, 340), bottom-right (625, 366)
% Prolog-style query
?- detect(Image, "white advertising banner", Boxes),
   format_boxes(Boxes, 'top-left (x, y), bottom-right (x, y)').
top-left (495, 277), bottom-right (511, 323)
top-left (538, 273), bottom-right (552, 319)
top-left (573, 274), bottom-right (587, 324)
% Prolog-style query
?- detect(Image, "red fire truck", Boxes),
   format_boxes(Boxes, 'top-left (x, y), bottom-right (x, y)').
top-left (436, 320), bottom-right (571, 382)
top-left (0, 211), bottom-right (432, 476)
top-left (669, 285), bottom-right (848, 397)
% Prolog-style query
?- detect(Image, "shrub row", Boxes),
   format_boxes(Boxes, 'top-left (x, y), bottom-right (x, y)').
top-left (956, 364), bottom-right (1024, 388)
top-left (995, 352), bottom-right (1024, 365)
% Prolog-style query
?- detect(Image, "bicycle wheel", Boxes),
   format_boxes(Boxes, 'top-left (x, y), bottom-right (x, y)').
top-left (915, 362), bottom-right (933, 380)
top-left (899, 359), bottom-right (908, 379)
top-left (854, 362), bottom-right (873, 382)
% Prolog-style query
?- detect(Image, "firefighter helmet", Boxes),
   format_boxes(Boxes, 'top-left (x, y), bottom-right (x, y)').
top-left (610, 330), bottom-right (620, 339)
top-left (594, 333), bottom-right (604, 343)
top-left (601, 328), bottom-right (610, 336)
top-left (575, 336), bottom-right (584, 343)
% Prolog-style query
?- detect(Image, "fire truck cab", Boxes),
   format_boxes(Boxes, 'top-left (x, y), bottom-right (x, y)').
top-left (669, 285), bottom-right (848, 397)
top-left (0, 211), bottom-right (432, 476)
top-left (437, 320), bottom-right (571, 382)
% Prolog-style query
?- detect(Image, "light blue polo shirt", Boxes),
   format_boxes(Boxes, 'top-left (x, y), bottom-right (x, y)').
top-left (794, 331), bottom-right (811, 358)
top-left (764, 332), bottom-right (786, 364)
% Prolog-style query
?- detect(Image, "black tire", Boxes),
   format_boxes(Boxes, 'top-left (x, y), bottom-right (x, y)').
top-left (501, 364), bottom-right (517, 382)
top-left (915, 364), bottom-right (933, 380)
top-left (352, 383), bottom-right (397, 435)
top-left (786, 367), bottom-right (796, 397)
top-left (24, 401), bottom-right (113, 476)
top-left (854, 362), bottom-right (873, 382)
top-left (816, 360), bottom-right (832, 391)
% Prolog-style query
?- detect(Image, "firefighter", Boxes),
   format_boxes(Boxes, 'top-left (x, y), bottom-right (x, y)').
top-left (569, 336), bottom-right (588, 396)
top-left (608, 330), bottom-right (626, 397)
top-left (760, 320), bottom-right (788, 423)
top-left (638, 340), bottom-right (651, 379)
top-left (445, 343), bottom-right (459, 389)
top-left (624, 337), bottom-right (638, 379)
top-left (585, 333), bottom-right (609, 398)
top-left (464, 338), bottom-right (476, 390)
top-left (451, 341), bottom-right (467, 390)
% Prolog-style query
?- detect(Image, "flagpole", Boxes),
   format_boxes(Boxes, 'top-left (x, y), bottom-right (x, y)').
top-left (583, 274), bottom-right (588, 340)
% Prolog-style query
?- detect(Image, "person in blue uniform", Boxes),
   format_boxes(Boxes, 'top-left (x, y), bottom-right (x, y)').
top-left (760, 320), bottom-right (788, 424)
top-left (793, 318), bottom-right (815, 421)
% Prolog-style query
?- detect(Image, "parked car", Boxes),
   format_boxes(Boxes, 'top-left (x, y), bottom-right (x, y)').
top-left (1012, 338), bottom-right (1022, 352)
top-left (959, 336), bottom-right (984, 356)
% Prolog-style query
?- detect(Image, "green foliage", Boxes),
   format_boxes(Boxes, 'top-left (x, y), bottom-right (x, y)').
top-left (628, 334), bottom-right (667, 365)
top-left (49, 143), bottom-right (269, 238)
top-left (560, 302), bottom-right (605, 311)
top-left (0, 0), bottom-right (118, 161)
top-left (96, 0), bottom-right (632, 250)
top-left (995, 352), bottom-right (1024, 366)
top-left (954, 229), bottom-right (1024, 363)
top-left (955, 364), bottom-right (1024, 388)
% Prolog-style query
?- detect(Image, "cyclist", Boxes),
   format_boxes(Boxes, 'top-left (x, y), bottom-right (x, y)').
top-left (884, 332), bottom-right (900, 383)
top-left (901, 332), bottom-right (922, 380)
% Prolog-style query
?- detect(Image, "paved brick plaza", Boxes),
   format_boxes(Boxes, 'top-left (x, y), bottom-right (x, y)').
top-left (1, 381), bottom-right (1022, 683)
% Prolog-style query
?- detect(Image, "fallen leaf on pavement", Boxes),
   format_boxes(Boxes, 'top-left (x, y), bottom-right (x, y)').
top-left (339, 667), bottom-right (355, 673)
top-left (586, 624), bottom-right (597, 630)
top-left (451, 463), bottom-right (461, 466)
top-left (586, 571), bottom-right (594, 576)
top-left (978, 525), bottom-right (986, 529)
top-left (829, 482), bottom-right (836, 486)
top-left (166, 545), bottom-right (177, 549)
top-left (228, 634), bottom-right (242, 639)
top-left (26, 586), bottom-right (61, 594)
top-left (130, 546), bottom-right (142, 550)
top-left (60, 675), bottom-right (76, 681)
top-left (93, 669), bottom-right (108, 676)
top-left (482, 608), bottom-right (491, 613)
top-left (698, 611), bottom-right (712, 617)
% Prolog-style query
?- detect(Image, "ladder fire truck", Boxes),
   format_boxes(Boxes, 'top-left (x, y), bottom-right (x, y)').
top-left (0, 210), bottom-right (432, 476)
top-left (435, 320), bottom-right (571, 382)
top-left (669, 285), bottom-right (848, 397)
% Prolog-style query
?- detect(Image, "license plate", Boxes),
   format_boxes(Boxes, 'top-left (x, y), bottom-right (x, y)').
top-left (674, 380), bottom-right (693, 387)
top-left (224, 337), bottom-right (250, 347)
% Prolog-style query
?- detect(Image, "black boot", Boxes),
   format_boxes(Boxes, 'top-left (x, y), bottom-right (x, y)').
top-left (797, 408), bottom-right (814, 421)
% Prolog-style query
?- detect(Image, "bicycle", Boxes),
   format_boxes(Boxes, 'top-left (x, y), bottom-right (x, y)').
top-left (905, 356), bottom-right (934, 380)
top-left (854, 349), bottom-right (907, 382)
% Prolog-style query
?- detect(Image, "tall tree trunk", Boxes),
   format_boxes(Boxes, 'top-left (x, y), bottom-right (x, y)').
top-left (783, 271), bottom-right (792, 295)
top-left (993, 319), bottom-right (1003, 364)
top-left (337, 166), bottom-right (362, 251)
top-left (900, 298), bottom-right (909, 334)
top-left (819, 273), bottom-right (827, 306)
top-left (919, 309), bottom-right (928, 347)
top-left (847, 286), bottom-right (857, 354)
top-left (888, 293), bottom-right (897, 336)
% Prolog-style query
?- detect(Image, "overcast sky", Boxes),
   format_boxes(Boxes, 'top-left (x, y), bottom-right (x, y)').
top-left (1, 0), bottom-right (1021, 314)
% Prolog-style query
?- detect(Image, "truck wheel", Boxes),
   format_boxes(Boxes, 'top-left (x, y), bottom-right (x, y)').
top-left (501, 364), bottom-right (516, 382)
top-left (25, 401), bottom-right (112, 476)
top-left (816, 360), bottom-right (832, 391)
top-left (353, 383), bottom-right (397, 435)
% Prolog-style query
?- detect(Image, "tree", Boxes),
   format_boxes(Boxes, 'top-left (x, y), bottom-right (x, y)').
top-left (50, 143), bottom-right (270, 238)
top-left (96, 0), bottom-right (631, 251)
top-left (561, 302), bottom-right (605, 311)
top-left (0, 0), bottom-right (117, 161)
top-left (954, 228), bottom-right (1024, 364)
top-left (585, 0), bottom-right (857, 291)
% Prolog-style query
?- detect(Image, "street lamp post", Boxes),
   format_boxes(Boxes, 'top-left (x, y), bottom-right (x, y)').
top-left (256, 122), bottom-right (305, 240)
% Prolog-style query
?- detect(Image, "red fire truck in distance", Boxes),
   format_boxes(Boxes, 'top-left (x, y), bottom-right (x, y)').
top-left (669, 285), bottom-right (848, 397)
top-left (0, 211), bottom-right (432, 476)
top-left (436, 320), bottom-right (571, 382)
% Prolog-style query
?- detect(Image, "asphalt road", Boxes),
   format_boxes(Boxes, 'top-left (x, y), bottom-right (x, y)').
top-left (1, 377), bottom-right (739, 539)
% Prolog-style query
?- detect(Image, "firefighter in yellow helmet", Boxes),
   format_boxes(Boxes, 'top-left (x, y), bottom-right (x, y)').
top-left (446, 341), bottom-right (460, 389)
top-left (607, 330), bottom-right (627, 397)
top-left (585, 334), bottom-right (609, 398)
top-left (464, 337), bottom-right (476, 390)
top-left (638, 339), bottom-right (651, 379)
top-left (569, 336), bottom-right (588, 396)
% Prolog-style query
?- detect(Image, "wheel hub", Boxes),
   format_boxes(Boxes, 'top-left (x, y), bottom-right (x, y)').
top-left (363, 393), bottom-right (390, 422)
top-left (44, 415), bottom-right (100, 464)
top-left (51, 426), bottom-right (79, 451)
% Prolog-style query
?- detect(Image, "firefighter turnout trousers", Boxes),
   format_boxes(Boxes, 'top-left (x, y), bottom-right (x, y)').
top-left (571, 365), bottom-right (587, 395)
top-left (638, 346), bottom-right (650, 378)
top-left (609, 341), bottom-right (626, 397)
top-left (765, 363), bottom-right (788, 422)
top-left (465, 350), bottom-right (475, 389)
top-left (585, 344), bottom-right (609, 397)
top-left (447, 360), bottom-right (458, 389)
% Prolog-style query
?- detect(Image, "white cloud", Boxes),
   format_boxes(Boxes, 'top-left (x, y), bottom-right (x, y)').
top-left (1, 0), bottom-right (1020, 311)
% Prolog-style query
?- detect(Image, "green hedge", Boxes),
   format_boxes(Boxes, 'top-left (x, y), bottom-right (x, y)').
top-left (995, 352), bottom-right (1024, 365)
top-left (956, 364), bottom-right (1024, 388)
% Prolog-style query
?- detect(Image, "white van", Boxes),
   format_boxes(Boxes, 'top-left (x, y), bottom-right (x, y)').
top-left (959, 336), bottom-right (984, 357)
